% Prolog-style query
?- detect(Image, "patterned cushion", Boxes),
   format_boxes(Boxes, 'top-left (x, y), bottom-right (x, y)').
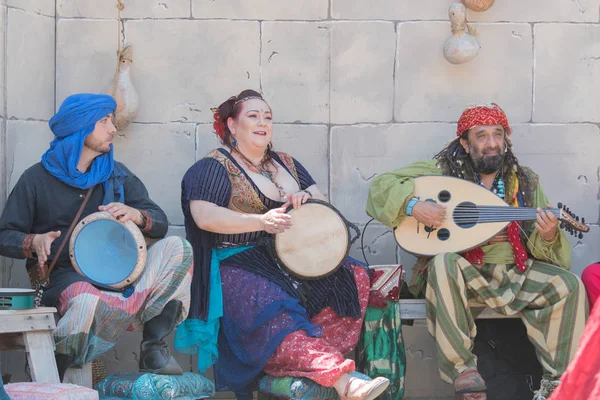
top-left (258, 372), bottom-right (372, 400)
top-left (95, 372), bottom-right (214, 400)
top-left (4, 382), bottom-right (98, 400)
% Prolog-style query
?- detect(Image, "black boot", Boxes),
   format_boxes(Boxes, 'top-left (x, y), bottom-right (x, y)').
top-left (139, 299), bottom-right (183, 375)
top-left (55, 353), bottom-right (74, 382)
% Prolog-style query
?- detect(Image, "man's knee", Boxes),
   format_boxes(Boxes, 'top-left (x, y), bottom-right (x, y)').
top-left (430, 252), bottom-right (461, 278)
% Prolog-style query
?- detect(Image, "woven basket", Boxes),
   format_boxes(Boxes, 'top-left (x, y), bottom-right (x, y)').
top-left (92, 359), bottom-right (107, 388)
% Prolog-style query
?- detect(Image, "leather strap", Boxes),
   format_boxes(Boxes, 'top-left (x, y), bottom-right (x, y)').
top-left (46, 186), bottom-right (95, 278)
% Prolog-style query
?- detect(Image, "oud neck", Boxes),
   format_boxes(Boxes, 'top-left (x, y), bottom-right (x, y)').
top-left (467, 206), bottom-right (559, 223)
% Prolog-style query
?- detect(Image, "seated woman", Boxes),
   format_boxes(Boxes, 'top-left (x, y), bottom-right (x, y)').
top-left (581, 262), bottom-right (600, 309)
top-left (177, 89), bottom-right (390, 400)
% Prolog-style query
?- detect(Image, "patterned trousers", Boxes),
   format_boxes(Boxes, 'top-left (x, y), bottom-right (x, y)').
top-left (263, 265), bottom-right (370, 387)
top-left (425, 252), bottom-right (587, 383)
top-left (54, 236), bottom-right (193, 367)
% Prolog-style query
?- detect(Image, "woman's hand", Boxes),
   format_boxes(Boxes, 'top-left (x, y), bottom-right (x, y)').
top-left (284, 191), bottom-right (311, 210)
top-left (259, 207), bottom-right (293, 234)
top-left (99, 203), bottom-right (143, 226)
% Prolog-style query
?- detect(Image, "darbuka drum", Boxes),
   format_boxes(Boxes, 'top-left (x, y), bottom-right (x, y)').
top-left (0, 288), bottom-right (36, 310)
top-left (69, 211), bottom-right (146, 289)
top-left (273, 200), bottom-right (356, 279)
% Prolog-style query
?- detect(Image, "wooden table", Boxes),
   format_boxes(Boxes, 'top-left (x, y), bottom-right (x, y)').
top-left (0, 307), bottom-right (60, 383)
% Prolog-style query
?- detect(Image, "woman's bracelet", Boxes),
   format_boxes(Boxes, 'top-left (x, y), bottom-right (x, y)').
top-left (302, 189), bottom-right (313, 198)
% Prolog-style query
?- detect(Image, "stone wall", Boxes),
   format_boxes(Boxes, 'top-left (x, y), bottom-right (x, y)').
top-left (1, 0), bottom-right (600, 398)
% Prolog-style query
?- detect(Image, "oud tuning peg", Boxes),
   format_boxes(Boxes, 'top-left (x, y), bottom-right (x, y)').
top-left (579, 233), bottom-right (584, 239)
top-left (576, 216), bottom-right (580, 222)
top-left (558, 202), bottom-right (563, 209)
top-left (582, 217), bottom-right (586, 224)
top-left (560, 222), bottom-right (566, 229)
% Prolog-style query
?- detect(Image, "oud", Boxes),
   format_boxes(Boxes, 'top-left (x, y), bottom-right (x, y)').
top-left (394, 176), bottom-right (589, 256)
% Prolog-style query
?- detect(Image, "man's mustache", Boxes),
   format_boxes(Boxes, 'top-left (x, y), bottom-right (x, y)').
top-left (482, 147), bottom-right (502, 155)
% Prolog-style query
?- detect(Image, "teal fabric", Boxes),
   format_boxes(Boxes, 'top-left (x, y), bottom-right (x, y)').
top-left (95, 372), bottom-right (215, 400)
top-left (175, 246), bottom-right (253, 372)
top-left (0, 379), bottom-right (9, 400)
top-left (258, 372), bottom-right (372, 400)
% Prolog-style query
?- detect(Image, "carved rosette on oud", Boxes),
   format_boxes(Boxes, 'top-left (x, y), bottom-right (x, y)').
top-left (105, 44), bottom-right (139, 130)
top-left (443, 3), bottom-right (480, 65)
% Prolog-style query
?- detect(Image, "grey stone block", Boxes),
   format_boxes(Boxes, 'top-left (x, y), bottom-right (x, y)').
top-left (193, 0), bottom-right (327, 20)
top-left (56, 19), bottom-right (116, 107)
top-left (330, 123), bottom-right (455, 224)
top-left (469, 0), bottom-right (600, 22)
top-left (7, 9), bottom-right (54, 120)
top-left (534, 24), bottom-right (600, 123)
top-left (262, 22), bottom-right (329, 123)
top-left (196, 123), bottom-right (221, 160)
top-left (395, 22), bottom-right (532, 123)
top-left (126, 20), bottom-right (260, 123)
top-left (6, 120), bottom-right (53, 192)
top-left (331, 0), bottom-right (449, 20)
top-left (271, 124), bottom-right (329, 198)
top-left (569, 226), bottom-right (600, 278)
top-left (402, 322), bottom-right (454, 398)
top-left (510, 124), bottom-right (599, 224)
top-left (0, 5), bottom-right (5, 118)
top-left (113, 123), bottom-right (196, 226)
top-left (7, 0), bottom-right (54, 16)
top-left (349, 223), bottom-right (399, 266)
top-left (57, 0), bottom-right (190, 19)
top-left (330, 21), bottom-right (395, 124)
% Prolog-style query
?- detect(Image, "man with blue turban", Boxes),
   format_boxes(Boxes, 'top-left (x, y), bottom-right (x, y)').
top-left (0, 94), bottom-right (193, 379)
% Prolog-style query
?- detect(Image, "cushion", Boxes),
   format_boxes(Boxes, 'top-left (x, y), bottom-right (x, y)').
top-left (4, 382), bottom-right (98, 400)
top-left (95, 372), bottom-right (214, 400)
top-left (258, 372), bottom-right (373, 400)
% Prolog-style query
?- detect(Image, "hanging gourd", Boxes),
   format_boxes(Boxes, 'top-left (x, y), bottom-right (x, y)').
top-left (104, 0), bottom-right (139, 130)
top-left (461, 0), bottom-right (495, 12)
top-left (109, 44), bottom-right (139, 130)
top-left (443, 2), bottom-right (480, 65)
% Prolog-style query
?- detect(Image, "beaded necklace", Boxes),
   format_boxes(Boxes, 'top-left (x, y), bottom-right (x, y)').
top-left (477, 171), bottom-right (505, 199)
top-left (233, 147), bottom-right (287, 198)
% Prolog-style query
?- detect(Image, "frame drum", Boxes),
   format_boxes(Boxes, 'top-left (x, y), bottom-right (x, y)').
top-left (273, 200), bottom-right (355, 279)
top-left (69, 211), bottom-right (147, 289)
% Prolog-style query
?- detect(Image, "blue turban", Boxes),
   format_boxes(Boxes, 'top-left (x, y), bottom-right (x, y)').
top-left (41, 93), bottom-right (127, 205)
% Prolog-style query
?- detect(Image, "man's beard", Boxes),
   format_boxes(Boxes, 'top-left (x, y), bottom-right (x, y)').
top-left (470, 147), bottom-right (504, 174)
top-left (84, 137), bottom-right (110, 154)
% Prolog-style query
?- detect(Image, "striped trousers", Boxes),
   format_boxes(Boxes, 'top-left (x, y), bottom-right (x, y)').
top-left (425, 252), bottom-right (587, 383)
top-left (54, 236), bottom-right (193, 367)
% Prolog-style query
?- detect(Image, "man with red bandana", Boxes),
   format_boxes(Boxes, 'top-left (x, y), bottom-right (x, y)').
top-left (366, 103), bottom-right (587, 400)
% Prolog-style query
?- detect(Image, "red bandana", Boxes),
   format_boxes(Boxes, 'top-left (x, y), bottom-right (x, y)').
top-left (456, 103), bottom-right (511, 137)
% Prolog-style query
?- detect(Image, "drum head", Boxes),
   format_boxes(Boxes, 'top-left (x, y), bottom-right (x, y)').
top-left (70, 212), bottom-right (146, 288)
top-left (274, 201), bottom-right (349, 279)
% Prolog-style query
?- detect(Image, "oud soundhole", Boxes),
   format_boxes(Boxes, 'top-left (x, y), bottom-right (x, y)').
top-left (437, 228), bottom-right (450, 241)
top-left (453, 201), bottom-right (478, 229)
top-left (438, 190), bottom-right (451, 203)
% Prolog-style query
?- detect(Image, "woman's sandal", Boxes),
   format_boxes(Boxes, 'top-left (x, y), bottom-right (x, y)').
top-left (342, 376), bottom-right (390, 400)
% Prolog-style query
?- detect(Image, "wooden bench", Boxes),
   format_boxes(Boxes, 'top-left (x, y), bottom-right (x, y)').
top-left (398, 299), bottom-right (519, 320)
top-left (0, 307), bottom-right (60, 383)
